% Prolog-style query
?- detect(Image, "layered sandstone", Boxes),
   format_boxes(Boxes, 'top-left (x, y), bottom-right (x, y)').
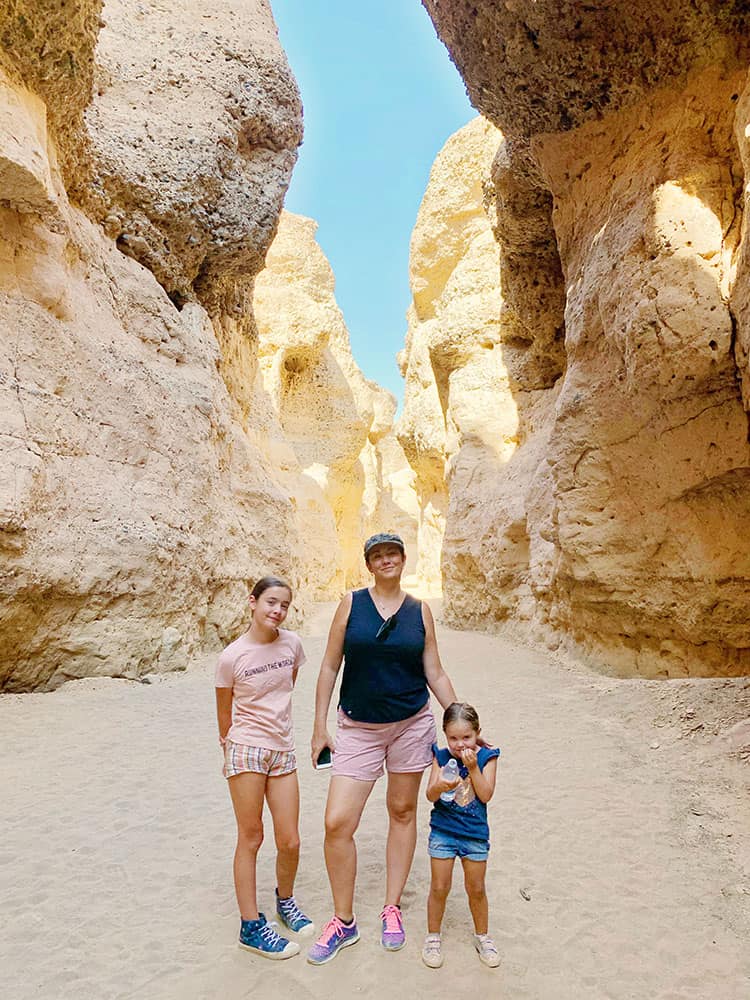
top-left (0, 1), bottom-right (306, 690)
top-left (254, 211), bottom-right (418, 597)
top-left (418, 3), bottom-right (750, 676)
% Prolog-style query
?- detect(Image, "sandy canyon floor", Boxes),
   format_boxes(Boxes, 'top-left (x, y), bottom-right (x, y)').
top-left (2, 602), bottom-right (749, 1000)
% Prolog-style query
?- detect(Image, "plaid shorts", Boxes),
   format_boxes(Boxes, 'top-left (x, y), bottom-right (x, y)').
top-left (223, 740), bottom-right (297, 779)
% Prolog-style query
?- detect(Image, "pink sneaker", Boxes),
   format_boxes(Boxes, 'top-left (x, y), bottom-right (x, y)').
top-left (306, 915), bottom-right (360, 965)
top-left (380, 904), bottom-right (405, 951)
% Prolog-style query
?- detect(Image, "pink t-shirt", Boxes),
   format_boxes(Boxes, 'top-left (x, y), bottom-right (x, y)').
top-left (215, 629), bottom-right (306, 752)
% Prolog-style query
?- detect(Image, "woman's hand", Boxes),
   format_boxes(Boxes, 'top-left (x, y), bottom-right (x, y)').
top-left (311, 729), bottom-right (334, 768)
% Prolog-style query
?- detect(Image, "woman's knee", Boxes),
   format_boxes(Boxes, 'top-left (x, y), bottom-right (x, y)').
top-left (386, 797), bottom-right (418, 825)
top-left (324, 808), bottom-right (359, 841)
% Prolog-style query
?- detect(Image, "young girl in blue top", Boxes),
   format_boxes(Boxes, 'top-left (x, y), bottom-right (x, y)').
top-left (423, 702), bottom-right (501, 969)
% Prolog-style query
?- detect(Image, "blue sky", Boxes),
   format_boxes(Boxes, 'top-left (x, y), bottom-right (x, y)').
top-left (271, 1), bottom-right (474, 405)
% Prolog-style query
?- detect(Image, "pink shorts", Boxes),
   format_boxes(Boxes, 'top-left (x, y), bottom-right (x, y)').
top-left (332, 702), bottom-right (436, 781)
top-left (224, 740), bottom-right (297, 779)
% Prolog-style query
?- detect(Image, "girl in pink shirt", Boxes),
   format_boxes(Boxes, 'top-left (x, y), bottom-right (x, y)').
top-left (215, 576), bottom-right (311, 960)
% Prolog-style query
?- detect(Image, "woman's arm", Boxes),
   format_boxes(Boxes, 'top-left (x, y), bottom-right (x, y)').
top-left (462, 751), bottom-right (497, 803)
top-left (215, 687), bottom-right (233, 747)
top-left (310, 593), bottom-right (352, 765)
top-left (421, 601), bottom-right (458, 709)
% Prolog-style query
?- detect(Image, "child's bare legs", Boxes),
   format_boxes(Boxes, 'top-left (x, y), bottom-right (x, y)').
top-left (461, 858), bottom-right (488, 935)
top-left (228, 772), bottom-right (267, 920)
top-left (427, 857), bottom-right (455, 933)
top-left (265, 771), bottom-right (301, 898)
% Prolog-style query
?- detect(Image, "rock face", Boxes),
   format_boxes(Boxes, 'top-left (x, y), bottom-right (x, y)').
top-left (417, 3), bottom-right (750, 676)
top-left (398, 117), bottom-right (504, 589)
top-left (254, 211), bottom-right (418, 597)
top-left (0, 1), bottom-right (308, 690)
top-left (80, 0), bottom-right (302, 313)
top-left (0, 0), bottom-right (102, 190)
top-left (399, 116), bottom-right (558, 619)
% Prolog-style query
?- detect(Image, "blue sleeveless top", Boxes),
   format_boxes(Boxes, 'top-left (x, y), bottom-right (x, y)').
top-left (430, 745), bottom-right (501, 841)
top-left (339, 588), bottom-right (428, 723)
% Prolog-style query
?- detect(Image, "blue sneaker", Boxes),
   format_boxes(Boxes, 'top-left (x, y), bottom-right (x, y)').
top-left (306, 915), bottom-right (360, 965)
top-left (239, 914), bottom-right (300, 960)
top-left (276, 889), bottom-right (314, 937)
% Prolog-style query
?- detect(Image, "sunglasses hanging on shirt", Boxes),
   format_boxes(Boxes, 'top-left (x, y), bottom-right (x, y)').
top-left (375, 614), bottom-right (398, 641)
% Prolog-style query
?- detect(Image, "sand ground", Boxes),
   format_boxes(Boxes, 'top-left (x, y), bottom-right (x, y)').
top-left (2, 602), bottom-right (750, 1000)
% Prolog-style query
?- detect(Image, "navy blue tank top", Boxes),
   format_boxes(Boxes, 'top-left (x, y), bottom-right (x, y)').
top-left (339, 589), bottom-right (428, 724)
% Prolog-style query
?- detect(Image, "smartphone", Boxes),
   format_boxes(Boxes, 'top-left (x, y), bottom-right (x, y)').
top-left (315, 746), bottom-right (332, 770)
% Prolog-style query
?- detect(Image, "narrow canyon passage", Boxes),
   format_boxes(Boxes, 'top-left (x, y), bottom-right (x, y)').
top-left (1, 606), bottom-right (748, 1000)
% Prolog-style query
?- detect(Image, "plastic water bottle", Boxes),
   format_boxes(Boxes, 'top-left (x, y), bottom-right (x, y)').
top-left (439, 758), bottom-right (459, 803)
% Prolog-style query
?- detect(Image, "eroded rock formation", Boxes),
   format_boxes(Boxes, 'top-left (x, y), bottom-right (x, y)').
top-left (398, 117), bottom-right (504, 589)
top-left (0, 0), bottom-right (418, 690)
top-left (417, 1), bottom-right (750, 676)
top-left (253, 211), bottom-right (418, 597)
top-left (0, 1), bottom-right (307, 690)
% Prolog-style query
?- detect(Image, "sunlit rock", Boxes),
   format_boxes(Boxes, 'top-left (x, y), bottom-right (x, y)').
top-left (254, 211), bottom-right (418, 596)
top-left (0, 1), bottom-right (305, 690)
top-left (422, 1), bottom-right (750, 675)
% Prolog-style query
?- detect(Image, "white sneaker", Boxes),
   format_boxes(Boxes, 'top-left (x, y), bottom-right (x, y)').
top-left (421, 933), bottom-right (443, 968)
top-left (473, 933), bottom-right (500, 968)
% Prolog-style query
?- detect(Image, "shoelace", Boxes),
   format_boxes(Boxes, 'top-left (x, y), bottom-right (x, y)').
top-left (318, 916), bottom-right (345, 944)
top-left (381, 906), bottom-right (402, 932)
top-left (259, 923), bottom-right (283, 947)
top-left (280, 897), bottom-right (305, 923)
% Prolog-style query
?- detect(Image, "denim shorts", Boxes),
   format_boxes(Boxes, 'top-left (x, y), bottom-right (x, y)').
top-left (428, 828), bottom-right (489, 862)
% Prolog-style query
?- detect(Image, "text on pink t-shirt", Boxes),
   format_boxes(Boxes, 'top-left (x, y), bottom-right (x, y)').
top-left (215, 629), bottom-right (306, 752)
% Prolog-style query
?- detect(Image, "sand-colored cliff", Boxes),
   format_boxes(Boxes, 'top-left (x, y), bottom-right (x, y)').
top-left (398, 117), bottom-right (503, 589)
top-left (0, 1), bottom-right (306, 691)
top-left (398, 116), bottom-right (556, 619)
top-left (415, 2), bottom-right (750, 676)
top-left (254, 211), bottom-right (418, 597)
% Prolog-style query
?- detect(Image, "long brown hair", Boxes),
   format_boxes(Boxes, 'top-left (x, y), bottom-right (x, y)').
top-left (250, 576), bottom-right (292, 601)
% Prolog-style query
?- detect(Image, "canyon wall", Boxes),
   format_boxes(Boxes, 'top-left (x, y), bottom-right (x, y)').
top-left (0, 0), bottom-right (305, 690)
top-left (416, 2), bottom-right (750, 676)
top-left (0, 2), bottom-right (411, 691)
top-left (399, 116), bottom-right (560, 622)
top-left (253, 210), bottom-right (418, 598)
top-left (398, 117), bottom-right (504, 590)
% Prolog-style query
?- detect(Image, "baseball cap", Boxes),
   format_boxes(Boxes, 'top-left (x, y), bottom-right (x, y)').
top-left (363, 532), bottom-right (405, 558)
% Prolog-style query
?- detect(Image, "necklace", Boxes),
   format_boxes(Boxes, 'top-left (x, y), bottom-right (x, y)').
top-left (370, 587), bottom-right (403, 615)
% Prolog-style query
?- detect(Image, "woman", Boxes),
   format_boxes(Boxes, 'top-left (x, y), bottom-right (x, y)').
top-left (307, 533), bottom-right (457, 966)
top-left (215, 576), bottom-right (313, 960)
